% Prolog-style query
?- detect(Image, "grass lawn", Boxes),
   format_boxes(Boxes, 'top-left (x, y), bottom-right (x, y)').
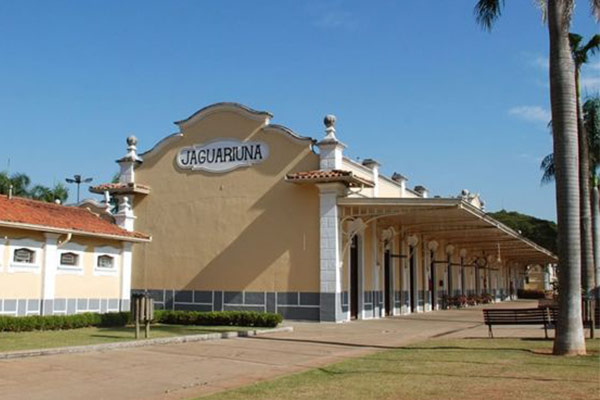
top-left (0, 324), bottom-right (250, 352)
top-left (200, 338), bottom-right (600, 400)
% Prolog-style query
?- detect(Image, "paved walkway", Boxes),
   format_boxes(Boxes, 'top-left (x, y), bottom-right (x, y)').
top-left (0, 300), bottom-right (544, 400)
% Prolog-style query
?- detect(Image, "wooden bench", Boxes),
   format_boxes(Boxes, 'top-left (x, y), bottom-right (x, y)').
top-left (483, 308), bottom-right (556, 339)
top-left (538, 302), bottom-right (599, 330)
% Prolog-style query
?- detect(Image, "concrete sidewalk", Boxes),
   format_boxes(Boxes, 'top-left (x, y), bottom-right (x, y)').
top-left (0, 300), bottom-right (544, 400)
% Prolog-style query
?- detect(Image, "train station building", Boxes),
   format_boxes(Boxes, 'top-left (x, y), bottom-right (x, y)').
top-left (88, 102), bottom-right (555, 322)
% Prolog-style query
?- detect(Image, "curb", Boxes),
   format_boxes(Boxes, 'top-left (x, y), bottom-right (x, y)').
top-left (0, 326), bottom-right (293, 360)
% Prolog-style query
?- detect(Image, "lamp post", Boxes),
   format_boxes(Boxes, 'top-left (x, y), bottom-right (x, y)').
top-left (65, 174), bottom-right (93, 203)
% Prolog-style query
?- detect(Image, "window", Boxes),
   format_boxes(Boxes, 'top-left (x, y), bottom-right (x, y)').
top-left (60, 252), bottom-right (79, 266)
top-left (14, 248), bottom-right (35, 264)
top-left (97, 255), bottom-right (114, 269)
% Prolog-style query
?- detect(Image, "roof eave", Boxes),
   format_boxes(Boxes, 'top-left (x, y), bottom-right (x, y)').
top-left (89, 184), bottom-right (151, 195)
top-left (285, 175), bottom-right (374, 188)
top-left (0, 221), bottom-right (151, 243)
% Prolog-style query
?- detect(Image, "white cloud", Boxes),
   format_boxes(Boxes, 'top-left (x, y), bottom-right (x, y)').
top-left (307, 1), bottom-right (357, 30)
top-left (508, 106), bottom-right (551, 125)
top-left (530, 55), bottom-right (549, 70)
top-left (313, 11), bottom-right (354, 28)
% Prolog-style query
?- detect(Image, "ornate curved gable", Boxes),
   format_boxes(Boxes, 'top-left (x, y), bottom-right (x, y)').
top-left (140, 102), bottom-right (314, 162)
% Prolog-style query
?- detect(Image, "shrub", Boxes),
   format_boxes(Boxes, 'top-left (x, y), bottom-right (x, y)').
top-left (154, 310), bottom-right (282, 328)
top-left (449, 295), bottom-right (468, 308)
top-left (517, 289), bottom-right (546, 299)
top-left (99, 312), bottom-right (130, 327)
top-left (481, 293), bottom-right (493, 304)
top-left (0, 312), bottom-right (129, 333)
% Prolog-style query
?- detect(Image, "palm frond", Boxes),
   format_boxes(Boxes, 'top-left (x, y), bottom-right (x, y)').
top-left (29, 185), bottom-right (51, 201)
top-left (536, 0), bottom-right (548, 22)
top-left (583, 95), bottom-right (600, 171)
top-left (540, 153), bottom-right (555, 185)
top-left (569, 32), bottom-right (583, 50)
top-left (474, 0), bottom-right (504, 31)
top-left (10, 173), bottom-right (31, 196)
top-left (592, 0), bottom-right (600, 22)
top-left (581, 34), bottom-right (600, 57)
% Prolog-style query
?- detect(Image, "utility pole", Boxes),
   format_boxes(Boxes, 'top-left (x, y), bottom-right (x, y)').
top-left (65, 174), bottom-right (92, 203)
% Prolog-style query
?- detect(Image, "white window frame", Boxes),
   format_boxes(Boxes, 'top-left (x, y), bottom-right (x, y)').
top-left (93, 246), bottom-right (120, 276)
top-left (57, 242), bottom-right (86, 275)
top-left (9, 238), bottom-right (42, 273)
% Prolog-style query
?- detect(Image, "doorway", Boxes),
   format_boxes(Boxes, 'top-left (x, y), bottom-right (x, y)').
top-left (350, 235), bottom-right (359, 319)
top-left (384, 250), bottom-right (391, 316)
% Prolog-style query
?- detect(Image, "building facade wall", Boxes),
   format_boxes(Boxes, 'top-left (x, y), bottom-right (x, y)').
top-left (0, 227), bottom-right (128, 316)
top-left (131, 109), bottom-right (322, 318)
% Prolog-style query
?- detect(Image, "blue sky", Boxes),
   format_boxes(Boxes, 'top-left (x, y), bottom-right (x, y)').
top-left (0, 1), bottom-right (598, 220)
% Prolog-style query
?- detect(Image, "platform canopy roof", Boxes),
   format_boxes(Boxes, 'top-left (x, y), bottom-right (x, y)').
top-left (338, 197), bottom-right (556, 265)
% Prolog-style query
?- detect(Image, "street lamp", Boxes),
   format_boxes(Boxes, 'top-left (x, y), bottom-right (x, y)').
top-left (65, 174), bottom-right (93, 203)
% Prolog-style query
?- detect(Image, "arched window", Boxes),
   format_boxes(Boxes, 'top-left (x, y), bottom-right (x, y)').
top-left (97, 255), bottom-right (114, 269)
top-left (60, 252), bottom-right (79, 266)
top-left (14, 248), bottom-right (35, 264)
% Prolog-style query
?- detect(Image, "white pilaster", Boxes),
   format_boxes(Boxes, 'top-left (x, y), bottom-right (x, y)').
top-left (363, 159), bottom-right (380, 197)
top-left (317, 114), bottom-right (346, 171)
top-left (392, 173), bottom-right (408, 198)
top-left (118, 136), bottom-right (142, 184)
top-left (318, 182), bottom-right (346, 322)
top-left (391, 233), bottom-right (397, 315)
top-left (120, 242), bottom-right (133, 311)
top-left (114, 196), bottom-right (136, 232)
top-left (42, 233), bottom-right (61, 315)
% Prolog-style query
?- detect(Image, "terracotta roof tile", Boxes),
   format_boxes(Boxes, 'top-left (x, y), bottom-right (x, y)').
top-left (0, 196), bottom-right (149, 241)
top-left (286, 169), bottom-right (374, 187)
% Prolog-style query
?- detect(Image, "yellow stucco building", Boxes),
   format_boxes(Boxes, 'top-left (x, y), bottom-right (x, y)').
top-left (0, 195), bottom-right (149, 316)
top-left (92, 102), bottom-right (556, 322)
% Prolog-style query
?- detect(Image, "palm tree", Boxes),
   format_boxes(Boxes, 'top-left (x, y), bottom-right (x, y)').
top-left (541, 96), bottom-right (600, 182)
top-left (570, 34), bottom-right (600, 300)
top-left (29, 183), bottom-right (69, 203)
top-left (585, 97), bottom-right (600, 296)
top-left (474, 0), bottom-right (598, 355)
top-left (0, 172), bottom-right (31, 197)
top-left (541, 95), bottom-right (600, 298)
top-left (0, 172), bottom-right (69, 204)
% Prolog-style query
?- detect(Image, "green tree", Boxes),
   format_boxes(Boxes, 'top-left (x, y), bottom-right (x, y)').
top-left (474, 0), bottom-right (599, 355)
top-left (541, 96), bottom-right (600, 183)
top-left (0, 172), bottom-right (31, 197)
top-left (0, 171), bottom-right (70, 204)
top-left (541, 95), bottom-right (600, 296)
top-left (571, 33), bottom-right (599, 299)
top-left (489, 210), bottom-right (558, 255)
top-left (29, 183), bottom-right (69, 203)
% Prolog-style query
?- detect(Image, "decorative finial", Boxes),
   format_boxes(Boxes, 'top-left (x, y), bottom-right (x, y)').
top-left (127, 135), bottom-right (138, 147)
top-left (323, 114), bottom-right (338, 141)
top-left (324, 114), bottom-right (336, 128)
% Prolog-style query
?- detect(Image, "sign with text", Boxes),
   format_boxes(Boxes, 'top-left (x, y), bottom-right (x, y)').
top-left (176, 139), bottom-right (269, 173)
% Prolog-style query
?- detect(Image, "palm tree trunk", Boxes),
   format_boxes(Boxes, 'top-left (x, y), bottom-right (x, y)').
top-left (576, 69), bottom-right (595, 298)
top-left (548, 0), bottom-right (586, 356)
top-left (593, 183), bottom-right (600, 298)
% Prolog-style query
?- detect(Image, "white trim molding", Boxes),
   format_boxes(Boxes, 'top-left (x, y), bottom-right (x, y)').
top-left (41, 233), bottom-right (61, 314)
top-left (93, 245), bottom-right (121, 277)
top-left (57, 242), bottom-right (86, 275)
top-left (120, 242), bottom-right (133, 306)
top-left (8, 238), bottom-right (43, 273)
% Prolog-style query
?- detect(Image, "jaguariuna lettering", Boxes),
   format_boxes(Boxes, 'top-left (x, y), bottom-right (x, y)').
top-left (177, 139), bottom-right (269, 173)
